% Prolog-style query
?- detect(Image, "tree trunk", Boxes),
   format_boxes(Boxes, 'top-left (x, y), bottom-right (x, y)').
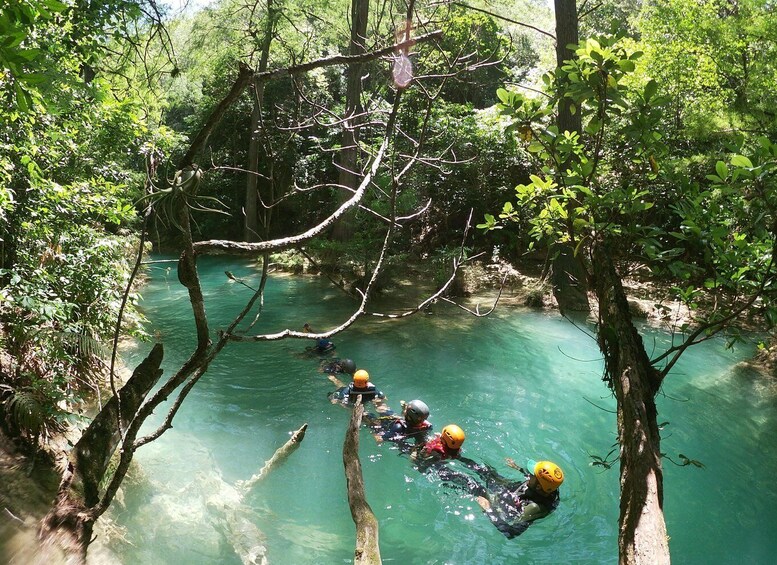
top-left (38, 344), bottom-right (165, 563)
top-left (245, 2), bottom-right (277, 242)
top-left (237, 423), bottom-right (308, 496)
top-left (552, 1), bottom-right (589, 313)
top-left (590, 242), bottom-right (670, 565)
top-left (332, 0), bottom-right (369, 242)
top-left (553, 0), bottom-right (581, 135)
top-left (343, 400), bottom-right (381, 564)
top-left (551, 243), bottom-right (589, 314)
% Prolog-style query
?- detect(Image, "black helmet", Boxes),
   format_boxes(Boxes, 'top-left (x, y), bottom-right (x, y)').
top-left (404, 399), bottom-right (429, 427)
top-left (341, 358), bottom-right (356, 375)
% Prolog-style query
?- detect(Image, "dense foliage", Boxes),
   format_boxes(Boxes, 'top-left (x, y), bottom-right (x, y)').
top-left (1, 0), bottom-right (176, 438)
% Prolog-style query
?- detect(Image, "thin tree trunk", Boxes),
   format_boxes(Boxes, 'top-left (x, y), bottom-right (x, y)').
top-left (554, 0), bottom-right (580, 135)
top-left (552, 0), bottom-right (589, 313)
top-left (38, 344), bottom-right (165, 563)
top-left (245, 1), bottom-right (278, 242)
top-left (332, 0), bottom-right (369, 242)
top-left (591, 241), bottom-right (670, 565)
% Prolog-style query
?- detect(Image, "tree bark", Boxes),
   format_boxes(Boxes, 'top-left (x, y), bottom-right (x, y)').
top-left (554, 0), bottom-right (581, 135)
top-left (552, 1), bottom-right (589, 313)
top-left (550, 243), bottom-right (589, 314)
top-left (244, 1), bottom-right (278, 242)
top-left (38, 344), bottom-right (165, 564)
top-left (343, 400), bottom-right (381, 564)
top-left (332, 0), bottom-right (370, 242)
top-left (211, 423), bottom-right (308, 565)
top-left (237, 423), bottom-right (308, 496)
top-left (591, 241), bottom-right (670, 565)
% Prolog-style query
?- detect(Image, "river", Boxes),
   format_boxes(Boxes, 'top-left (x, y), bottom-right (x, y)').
top-left (105, 255), bottom-right (777, 564)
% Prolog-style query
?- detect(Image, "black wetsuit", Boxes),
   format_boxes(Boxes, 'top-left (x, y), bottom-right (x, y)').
top-left (439, 461), bottom-right (560, 538)
top-left (382, 419), bottom-right (433, 444)
top-left (314, 339), bottom-right (335, 353)
top-left (329, 383), bottom-right (385, 404)
top-left (321, 358), bottom-right (355, 375)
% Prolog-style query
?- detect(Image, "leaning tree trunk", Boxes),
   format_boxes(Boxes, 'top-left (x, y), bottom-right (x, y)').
top-left (38, 344), bottom-right (164, 563)
top-left (591, 241), bottom-right (669, 565)
top-left (343, 400), bottom-right (381, 564)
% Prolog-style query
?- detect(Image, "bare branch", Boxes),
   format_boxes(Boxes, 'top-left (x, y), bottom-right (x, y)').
top-left (448, 1), bottom-right (555, 41)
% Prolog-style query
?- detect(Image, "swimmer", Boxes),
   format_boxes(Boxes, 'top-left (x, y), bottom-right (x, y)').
top-left (321, 357), bottom-right (357, 376)
top-left (328, 369), bottom-right (386, 406)
top-left (413, 424), bottom-right (465, 470)
top-left (374, 399), bottom-right (432, 445)
top-left (441, 457), bottom-right (564, 538)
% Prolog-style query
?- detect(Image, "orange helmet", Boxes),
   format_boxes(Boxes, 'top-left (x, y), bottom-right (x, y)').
top-left (441, 425), bottom-right (465, 450)
top-left (353, 369), bottom-right (370, 387)
top-left (533, 461), bottom-right (564, 493)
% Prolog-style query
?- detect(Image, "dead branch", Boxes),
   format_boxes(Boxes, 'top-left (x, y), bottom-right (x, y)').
top-left (440, 270), bottom-right (508, 317)
top-left (237, 423), bottom-right (308, 497)
top-left (194, 118), bottom-right (391, 257)
top-left (449, 1), bottom-right (555, 40)
top-left (343, 400), bottom-right (381, 565)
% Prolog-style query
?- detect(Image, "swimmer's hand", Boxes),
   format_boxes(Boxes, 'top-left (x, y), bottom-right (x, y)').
top-left (476, 496), bottom-right (491, 511)
top-left (506, 458), bottom-right (526, 473)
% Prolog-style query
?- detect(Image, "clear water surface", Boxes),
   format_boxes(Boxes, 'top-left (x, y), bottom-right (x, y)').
top-left (106, 256), bottom-right (777, 564)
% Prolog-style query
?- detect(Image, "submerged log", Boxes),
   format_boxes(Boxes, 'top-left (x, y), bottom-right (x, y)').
top-left (343, 399), bottom-right (381, 565)
top-left (208, 423), bottom-right (308, 565)
top-left (237, 423), bottom-right (308, 497)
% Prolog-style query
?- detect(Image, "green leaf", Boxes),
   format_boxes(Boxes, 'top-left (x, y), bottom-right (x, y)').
top-left (715, 161), bottom-right (728, 180)
top-left (730, 155), bottom-right (753, 168)
top-left (644, 80), bottom-right (658, 102)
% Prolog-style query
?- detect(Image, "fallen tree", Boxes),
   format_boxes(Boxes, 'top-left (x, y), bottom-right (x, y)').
top-left (343, 399), bottom-right (381, 565)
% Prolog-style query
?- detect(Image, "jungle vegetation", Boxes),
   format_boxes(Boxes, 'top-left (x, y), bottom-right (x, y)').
top-left (1, 0), bottom-right (777, 563)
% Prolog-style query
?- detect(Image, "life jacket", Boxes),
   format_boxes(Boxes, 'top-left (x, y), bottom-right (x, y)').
top-left (423, 435), bottom-right (457, 460)
top-left (348, 382), bottom-right (379, 402)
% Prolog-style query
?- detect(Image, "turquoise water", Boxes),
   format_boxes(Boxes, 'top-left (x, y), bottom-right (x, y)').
top-left (107, 256), bottom-right (777, 564)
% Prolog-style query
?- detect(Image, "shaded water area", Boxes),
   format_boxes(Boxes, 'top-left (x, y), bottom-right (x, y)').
top-left (104, 256), bottom-right (777, 564)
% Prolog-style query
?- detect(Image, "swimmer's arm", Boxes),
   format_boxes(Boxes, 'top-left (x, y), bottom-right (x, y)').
top-left (372, 397), bottom-right (392, 413)
top-left (476, 496), bottom-right (492, 511)
top-left (506, 457), bottom-right (528, 475)
top-left (328, 375), bottom-right (346, 388)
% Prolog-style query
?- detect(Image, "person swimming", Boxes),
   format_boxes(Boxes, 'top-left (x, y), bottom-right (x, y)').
top-left (440, 457), bottom-right (564, 538)
top-left (301, 323), bottom-right (335, 354)
top-left (328, 369), bottom-right (385, 406)
top-left (321, 357), bottom-right (357, 376)
top-left (412, 424), bottom-right (466, 471)
top-left (378, 399), bottom-right (433, 445)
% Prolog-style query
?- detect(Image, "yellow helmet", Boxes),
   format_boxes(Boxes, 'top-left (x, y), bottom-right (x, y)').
top-left (353, 369), bottom-right (370, 387)
top-left (441, 425), bottom-right (465, 450)
top-left (533, 461), bottom-right (564, 493)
